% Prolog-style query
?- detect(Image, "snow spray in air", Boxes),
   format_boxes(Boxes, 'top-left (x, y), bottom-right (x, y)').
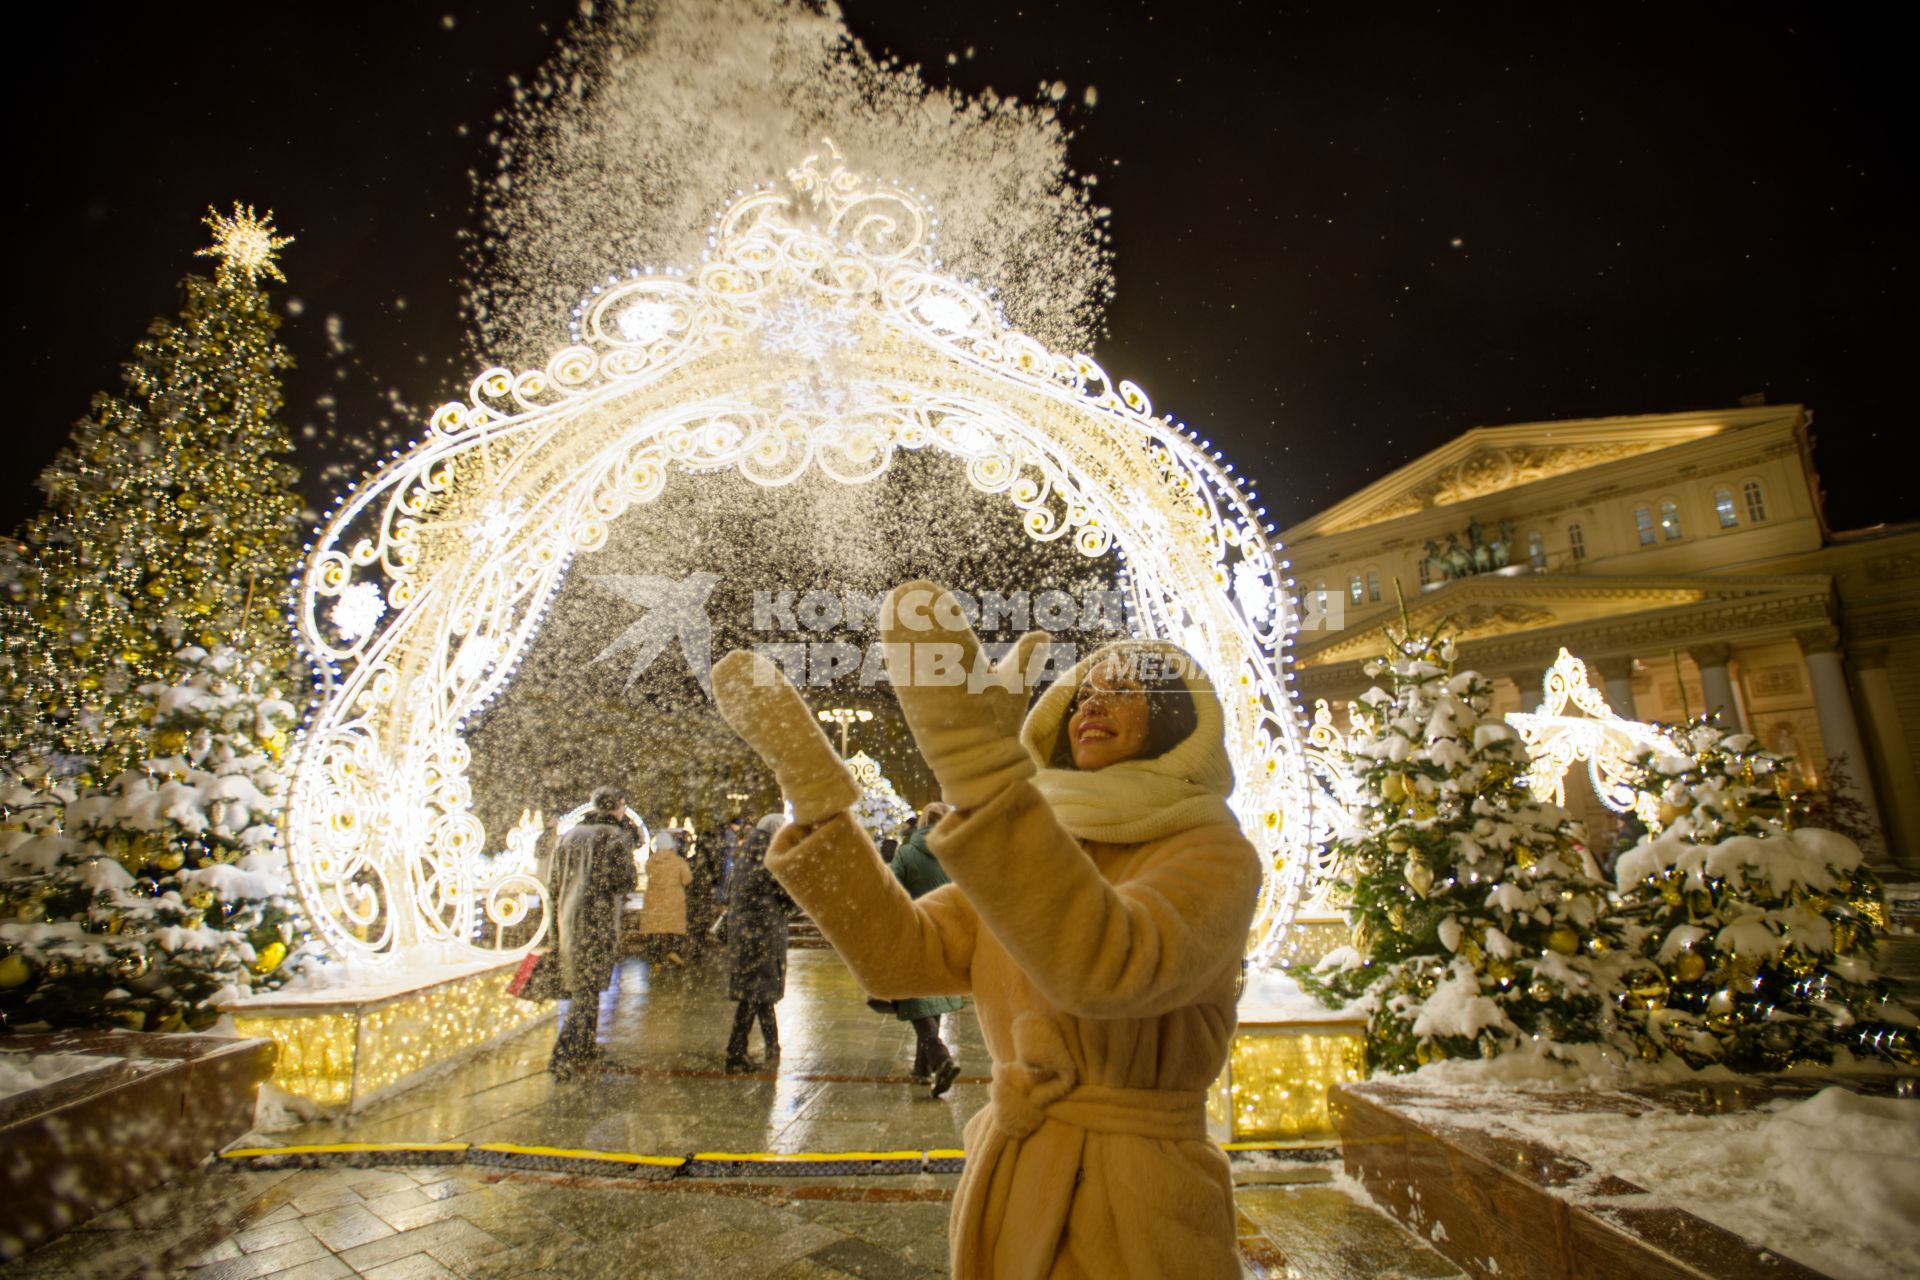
top-left (464, 0), bottom-right (1112, 370)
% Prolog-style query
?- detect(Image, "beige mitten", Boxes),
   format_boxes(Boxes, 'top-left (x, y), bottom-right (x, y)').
top-left (710, 650), bottom-right (860, 824)
top-left (880, 580), bottom-right (1050, 811)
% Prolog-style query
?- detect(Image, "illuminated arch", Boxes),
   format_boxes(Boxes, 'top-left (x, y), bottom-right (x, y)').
top-left (285, 148), bottom-right (1320, 965)
top-left (1507, 648), bottom-right (1677, 819)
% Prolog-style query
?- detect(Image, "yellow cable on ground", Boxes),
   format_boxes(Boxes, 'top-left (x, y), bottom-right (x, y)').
top-left (473, 1142), bottom-right (683, 1167)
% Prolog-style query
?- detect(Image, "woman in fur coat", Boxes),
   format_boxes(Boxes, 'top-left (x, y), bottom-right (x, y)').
top-left (711, 581), bottom-right (1261, 1278)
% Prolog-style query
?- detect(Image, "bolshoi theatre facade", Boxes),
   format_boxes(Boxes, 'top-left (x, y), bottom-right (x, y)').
top-left (1282, 403), bottom-right (1920, 871)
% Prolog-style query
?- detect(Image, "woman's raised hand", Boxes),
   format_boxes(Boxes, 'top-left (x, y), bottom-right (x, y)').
top-left (710, 650), bottom-right (861, 824)
top-left (880, 581), bottom-right (1049, 812)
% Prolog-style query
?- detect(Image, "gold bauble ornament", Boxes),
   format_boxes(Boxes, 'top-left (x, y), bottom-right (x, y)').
top-left (152, 728), bottom-right (188, 756)
top-left (154, 849), bottom-right (185, 873)
top-left (1547, 925), bottom-right (1581, 956)
top-left (115, 952), bottom-right (148, 980)
top-left (1628, 970), bottom-right (1670, 1011)
top-left (1587, 935), bottom-right (1611, 955)
top-left (1404, 859), bottom-right (1435, 898)
top-left (0, 953), bottom-right (32, 988)
top-left (1486, 957), bottom-right (1516, 983)
top-left (1674, 952), bottom-right (1707, 983)
top-left (1381, 772), bottom-right (1408, 802)
top-left (187, 890), bottom-right (215, 911)
top-left (1529, 979), bottom-right (1554, 1003)
top-left (252, 941), bottom-right (287, 975)
top-left (1414, 1040), bottom-right (1434, 1065)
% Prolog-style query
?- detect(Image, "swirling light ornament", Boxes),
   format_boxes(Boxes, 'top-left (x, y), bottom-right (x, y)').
top-left (1507, 647), bottom-right (1680, 813)
top-left (286, 145), bottom-right (1319, 965)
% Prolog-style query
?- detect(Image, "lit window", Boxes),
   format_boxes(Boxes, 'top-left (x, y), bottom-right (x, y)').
top-left (1366, 569), bottom-right (1381, 603)
top-left (1635, 507), bottom-right (1656, 546)
top-left (1349, 574), bottom-right (1364, 605)
top-left (1714, 488), bottom-right (1738, 528)
top-left (1744, 480), bottom-right (1767, 522)
top-left (1528, 531), bottom-right (1546, 568)
top-left (1313, 580), bottom-right (1328, 611)
top-left (1659, 499), bottom-right (1683, 541)
top-left (1568, 523), bottom-right (1586, 561)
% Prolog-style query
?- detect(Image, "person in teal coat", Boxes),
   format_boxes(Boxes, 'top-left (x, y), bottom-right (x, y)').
top-left (889, 802), bottom-right (966, 1096)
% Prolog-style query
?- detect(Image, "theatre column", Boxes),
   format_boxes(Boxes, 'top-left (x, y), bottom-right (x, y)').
top-left (1689, 644), bottom-right (1742, 731)
top-left (1797, 628), bottom-right (1885, 853)
top-left (1594, 655), bottom-right (1637, 720)
top-left (1850, 643), bottom-right (1917, 869)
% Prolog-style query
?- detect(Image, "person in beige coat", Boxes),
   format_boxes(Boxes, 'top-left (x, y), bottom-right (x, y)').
top-left (636, 828), bottom-right (694, 968)
top-left (711, 580), bottom-right (1261, 1278)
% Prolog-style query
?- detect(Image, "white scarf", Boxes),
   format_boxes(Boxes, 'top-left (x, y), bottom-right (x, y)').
top-left (1020, 640), bottom-right (1239, 845)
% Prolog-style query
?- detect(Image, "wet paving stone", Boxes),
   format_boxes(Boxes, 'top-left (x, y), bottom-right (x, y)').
top-left (2, 952), bottom-right (1452, 1279)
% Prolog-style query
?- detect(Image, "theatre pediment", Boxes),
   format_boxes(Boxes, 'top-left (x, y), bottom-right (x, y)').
top-left (1291, 405), bottom-right (1800, 539)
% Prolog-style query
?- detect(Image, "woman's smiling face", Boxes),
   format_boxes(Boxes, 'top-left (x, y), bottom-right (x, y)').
top-left (1066, 657), bottom-right (1152, 771)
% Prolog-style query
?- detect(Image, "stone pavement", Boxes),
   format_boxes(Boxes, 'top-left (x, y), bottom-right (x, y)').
top-left (3, 950), bottom-right (1460, 1280)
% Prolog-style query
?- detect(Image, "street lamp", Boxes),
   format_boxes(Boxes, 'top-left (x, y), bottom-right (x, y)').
top-left (817, 707), bottom-right (873, 756)
top-left (725, 791), bottom-right (749, 815)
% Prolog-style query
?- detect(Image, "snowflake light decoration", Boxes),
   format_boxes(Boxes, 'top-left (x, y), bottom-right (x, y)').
top-left (327, 582), bottom-right (386, 641)
top-left (761, 294), bottom-right (860, 360)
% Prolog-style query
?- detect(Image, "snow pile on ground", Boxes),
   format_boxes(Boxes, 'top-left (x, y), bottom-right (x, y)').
top-left (1403, 1075), bottom-right (1920, 1280)
top-left (0, 1052), bottom-right (104, 1102)
top-left (1239, 964), bottom-right (1362, 1023)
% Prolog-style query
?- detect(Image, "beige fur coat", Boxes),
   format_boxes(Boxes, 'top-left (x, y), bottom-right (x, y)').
top-left (768, 778), bottom-right (1260, 1277)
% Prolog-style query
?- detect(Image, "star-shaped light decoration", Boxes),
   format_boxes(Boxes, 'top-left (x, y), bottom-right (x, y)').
top-left (196, 202), bottom-right (293, 285)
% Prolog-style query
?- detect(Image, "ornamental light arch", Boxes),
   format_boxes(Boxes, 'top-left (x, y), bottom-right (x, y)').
top-left (1507, 647), bottom-right (1678, 822)
top-left (286, 148), bottom-right (1323, 967)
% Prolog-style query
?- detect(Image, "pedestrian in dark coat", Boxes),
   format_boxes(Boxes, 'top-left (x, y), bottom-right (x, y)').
top-left (888, 803), bottom-right (966, 1095)
top-left (686, 830), bottom-right (725, 954)
top-left (546, 785), bottom-right (640, 1076)
top-left (724, 812), bottom-right (796, 1072)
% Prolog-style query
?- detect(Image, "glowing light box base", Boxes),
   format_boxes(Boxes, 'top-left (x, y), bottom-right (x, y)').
top-left (225, 958), bottom-right (550, 1112)
top-left (1209, 967), bottom-right (1367, 1142)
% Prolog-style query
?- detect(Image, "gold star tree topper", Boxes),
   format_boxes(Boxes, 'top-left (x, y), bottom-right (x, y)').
top-left (196, 202), bottom-right (293, 285)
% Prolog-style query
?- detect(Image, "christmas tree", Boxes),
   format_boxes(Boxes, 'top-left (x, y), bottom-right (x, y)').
top-left (1299, 622), bottom-right (1633, 1072)
top-left (0, 205), bottom-right (303, 778)
top-left (847, 750), bottom-right (915, 844)
top-left (0, 646), bottom-right (309, 1031)
top-left (1613, 717), bottom-right (1916, 1069)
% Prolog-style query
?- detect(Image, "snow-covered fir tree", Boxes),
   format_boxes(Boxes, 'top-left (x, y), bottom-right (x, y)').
top-left (1614, 717), bottom-right (1915, 1070)
top-left (848, 750), bottom-right (915, 844)
top-left (1299, 623), bottom-right (1634, 1072)
top-left (0, 205), bottom-right (303, 779)
top-left (0, 647), bottom-right (310, 1031)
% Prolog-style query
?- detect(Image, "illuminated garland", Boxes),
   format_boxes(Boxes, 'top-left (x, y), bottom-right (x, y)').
top-left (285, 147), bottom-right (1318, 966)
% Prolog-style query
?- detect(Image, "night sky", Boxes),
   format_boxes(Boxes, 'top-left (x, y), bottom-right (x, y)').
top-left (5, 2), bottom-right (1910, 535)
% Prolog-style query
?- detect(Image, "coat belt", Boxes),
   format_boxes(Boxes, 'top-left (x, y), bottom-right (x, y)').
top-left (989, 1065), bottom-right (1209, 1143)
